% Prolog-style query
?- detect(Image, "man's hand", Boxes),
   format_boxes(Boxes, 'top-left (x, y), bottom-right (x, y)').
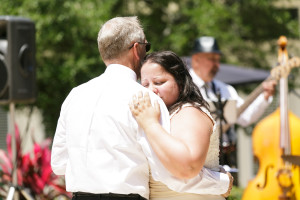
top-left (262, 80), bottom-right (277, 101)
top-left (221, 171), bottom-right (234, 198)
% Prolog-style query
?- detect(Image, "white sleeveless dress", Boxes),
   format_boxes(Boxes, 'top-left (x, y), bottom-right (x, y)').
top-left (149, 103), bottom-right (224, 200)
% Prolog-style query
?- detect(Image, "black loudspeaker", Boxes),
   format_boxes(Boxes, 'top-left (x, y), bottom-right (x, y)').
top-left (0, 16), bottom-right (36, 104)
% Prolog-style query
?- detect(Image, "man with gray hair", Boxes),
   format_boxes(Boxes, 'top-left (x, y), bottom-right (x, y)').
top-left (51, 17), bottom-right (232, 200)
top-left (189, 36), bottom-right (276, 168)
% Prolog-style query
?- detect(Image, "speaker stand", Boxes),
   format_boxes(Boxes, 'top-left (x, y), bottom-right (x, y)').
top-left (6, 186), bottom-right (34, 200)
top-left (6, 102), bottom-right (34, 200)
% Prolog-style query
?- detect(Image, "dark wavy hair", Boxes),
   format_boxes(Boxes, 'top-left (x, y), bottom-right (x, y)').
top-left (142, 51), bottom-right (209, 114)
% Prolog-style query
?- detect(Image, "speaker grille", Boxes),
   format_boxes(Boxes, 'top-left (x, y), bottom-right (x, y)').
top-left (0, 16), bottom-right (36, 104)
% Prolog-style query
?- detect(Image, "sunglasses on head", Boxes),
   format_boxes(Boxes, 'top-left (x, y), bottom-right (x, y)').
top-left (129, 42), bottom-right (151, 52)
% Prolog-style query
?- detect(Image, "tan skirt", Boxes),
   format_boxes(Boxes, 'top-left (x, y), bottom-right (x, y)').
top-left (150, 175), bottom-right (225, 200)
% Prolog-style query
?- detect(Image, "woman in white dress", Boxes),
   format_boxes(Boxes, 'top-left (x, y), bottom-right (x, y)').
top-left (130, 51), bottom-right (232, 200)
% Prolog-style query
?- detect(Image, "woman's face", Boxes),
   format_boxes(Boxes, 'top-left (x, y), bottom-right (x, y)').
top-left (141, 61), bottom-right (180, 108)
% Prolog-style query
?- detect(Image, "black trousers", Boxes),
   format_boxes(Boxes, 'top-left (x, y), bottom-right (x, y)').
top-left (72, 192), bottom-right (147, 200)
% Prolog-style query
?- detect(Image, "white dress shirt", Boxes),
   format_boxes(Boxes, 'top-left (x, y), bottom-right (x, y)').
top-left (51, 64), bottom-right (229, 199)
top-left (189, 68), bottom-right (272, 127)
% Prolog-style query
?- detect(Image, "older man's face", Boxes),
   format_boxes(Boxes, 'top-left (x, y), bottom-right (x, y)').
top-left (191, 52), bottom-right (221, 82)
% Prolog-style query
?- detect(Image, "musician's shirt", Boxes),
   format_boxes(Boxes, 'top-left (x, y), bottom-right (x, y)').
top-left (189, 68), bottom-right (272, 127)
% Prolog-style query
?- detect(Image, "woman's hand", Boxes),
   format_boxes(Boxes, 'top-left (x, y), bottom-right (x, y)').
top-left (129, 91), bottom-right (161, 131)
top-left (220, 170), bottom-right (234, 198)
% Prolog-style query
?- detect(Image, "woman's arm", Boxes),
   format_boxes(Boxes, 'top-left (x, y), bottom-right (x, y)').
top-left (130, 92), bottom-right (213, 179)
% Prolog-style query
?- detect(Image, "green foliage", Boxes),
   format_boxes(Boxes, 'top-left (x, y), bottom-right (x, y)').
top-left (1, 0), bottom-right (117, 135)
top-left (0, 0), bottom-right (298, 136)
top-left (228, 186), bottom-right (244, 200)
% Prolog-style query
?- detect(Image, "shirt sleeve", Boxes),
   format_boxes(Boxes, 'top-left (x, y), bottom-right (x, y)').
top-left (51, 90), bottom-right (73, 175)
top-left (220, 81), bottom-right (272, 127)
top-left (159, 167), bottom-right (230, 195)
top-left (237, 93), bottom-right (272, 127)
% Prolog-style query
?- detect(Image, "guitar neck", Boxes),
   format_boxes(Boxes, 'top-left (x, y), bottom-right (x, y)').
top-left (222, 56), bottom-right (300, 133)
top-left (236, 56), bottom-right (300, 119)
top-left (221, 81), bottom-right (266, 133)
top-left (237, 77), bottom-right (271, 117)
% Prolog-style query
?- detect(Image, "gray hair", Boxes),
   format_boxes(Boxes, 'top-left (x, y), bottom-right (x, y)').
top-left (97, 16), bottom-right (145, 61)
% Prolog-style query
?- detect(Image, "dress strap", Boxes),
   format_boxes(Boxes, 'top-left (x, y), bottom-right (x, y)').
top-left (169, 103), bottom-right (193, 119)
top-left (170, 103), bottom-right (216, 128)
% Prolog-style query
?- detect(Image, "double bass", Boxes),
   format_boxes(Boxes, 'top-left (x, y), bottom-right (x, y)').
top-left (242, 36), bottom-right (300, 200)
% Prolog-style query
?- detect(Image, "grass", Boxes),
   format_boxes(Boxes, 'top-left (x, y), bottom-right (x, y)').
top-left (227, 186), bottom-right (244, 200)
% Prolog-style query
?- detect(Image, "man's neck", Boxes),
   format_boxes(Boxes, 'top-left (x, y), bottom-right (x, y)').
top-left (104, 57), bottom-right (135, 71)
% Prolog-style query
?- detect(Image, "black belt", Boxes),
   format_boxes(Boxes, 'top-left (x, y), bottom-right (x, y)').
top-left (72, 192), bottom-right (147, 200)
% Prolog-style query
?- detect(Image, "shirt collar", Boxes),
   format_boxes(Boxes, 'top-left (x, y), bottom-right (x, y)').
top-left (105, 64), bottom-right (137, 81)
top-left (189, 68), bottom-right (205, 88)
top-left (189, 68), bottom-right (215, 91)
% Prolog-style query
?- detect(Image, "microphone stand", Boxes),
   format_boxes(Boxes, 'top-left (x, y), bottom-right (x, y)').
top-left (212, 89), bottom-right (228, 166)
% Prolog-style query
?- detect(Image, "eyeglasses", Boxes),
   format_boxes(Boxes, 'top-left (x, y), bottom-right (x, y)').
top-left (129, 42), bottom-right (151, 52)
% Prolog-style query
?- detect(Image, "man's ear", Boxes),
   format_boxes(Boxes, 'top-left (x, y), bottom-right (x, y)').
top-left (132, 43), bottom-right (140, 60)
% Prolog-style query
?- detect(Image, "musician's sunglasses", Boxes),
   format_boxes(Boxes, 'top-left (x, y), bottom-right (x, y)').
top-left (129, 42), bottom-right (151, 52)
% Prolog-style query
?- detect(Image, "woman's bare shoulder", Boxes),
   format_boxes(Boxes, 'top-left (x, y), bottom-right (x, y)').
top-left (172, 106), bottom-right (213, 127)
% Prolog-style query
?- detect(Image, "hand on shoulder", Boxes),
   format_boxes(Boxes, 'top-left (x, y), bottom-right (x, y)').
top-left (129, 91), bottom-right (161, 130)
